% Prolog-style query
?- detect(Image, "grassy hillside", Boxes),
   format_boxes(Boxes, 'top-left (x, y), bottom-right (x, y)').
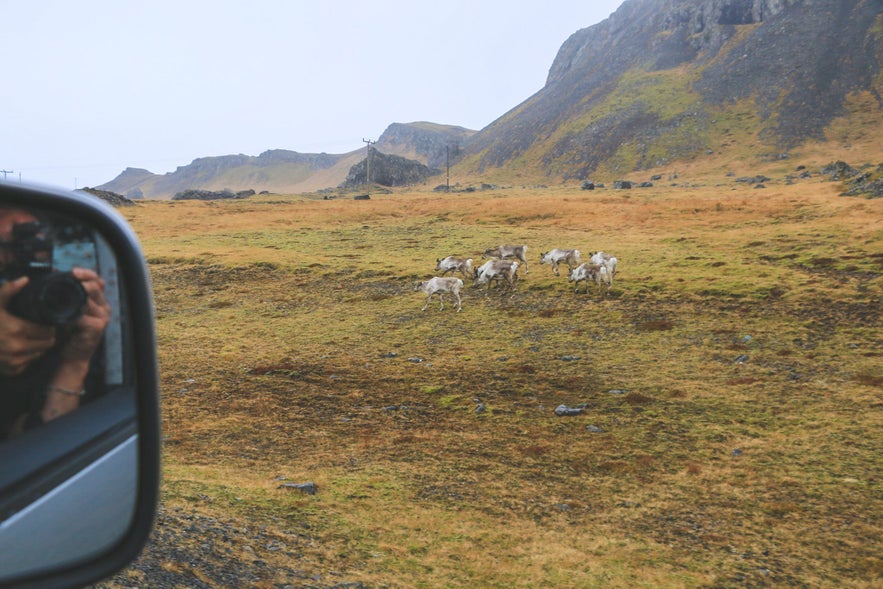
top-left (100, 163), bottom-right (882, 587)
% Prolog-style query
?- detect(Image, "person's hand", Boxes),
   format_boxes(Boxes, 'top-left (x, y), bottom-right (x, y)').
top-left (0, 277), bottom-right (56, 376)
top-left (41, 268), bottom-right (112, 423)
top-left (58, 268), bottom-right (111, 365)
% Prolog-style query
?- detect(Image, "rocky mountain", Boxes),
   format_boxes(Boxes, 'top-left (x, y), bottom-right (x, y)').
top-left (98, 0), bottom-right (882, 197)
top-left (459, 0), bottom-right (882, 180)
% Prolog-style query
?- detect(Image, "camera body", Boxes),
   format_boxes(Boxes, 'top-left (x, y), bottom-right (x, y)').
top-left (0, 221), bottom-right (92, 326)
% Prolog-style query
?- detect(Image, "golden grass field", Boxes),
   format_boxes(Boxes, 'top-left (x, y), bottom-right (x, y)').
top-left (105, 163), bottom-right (881, 587)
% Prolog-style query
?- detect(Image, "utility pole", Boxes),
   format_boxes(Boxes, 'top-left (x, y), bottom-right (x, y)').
top-left (362, 138), bottom-right (375, 195)
top-left (0, 170), bottom-right (13, 181)
top-left (445, 146), bottom-right (450, 192)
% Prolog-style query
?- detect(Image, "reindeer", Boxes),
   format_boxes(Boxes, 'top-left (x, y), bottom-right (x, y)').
top-left (435, 256), bottom-right (474, 280)
top-left (474, 259), bottom-right (520, 291)
top-left (539, 248), bottom-right (581, 276)
top-left (568, 262), bottom-right (611, 297)
top-left (589, 251), bottom-right (618, 280)
top-left (483, 244), bottom-right (529, 274)
top-left (415, 277), bottom-right (464, 311)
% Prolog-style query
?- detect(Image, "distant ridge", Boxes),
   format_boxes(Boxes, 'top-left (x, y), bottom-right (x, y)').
top-left (98, 123), bottom-right (475, 199)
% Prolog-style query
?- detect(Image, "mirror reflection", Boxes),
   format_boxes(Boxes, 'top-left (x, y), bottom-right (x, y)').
top-left (0, 205), bottom-right (118, 439)
top-left (0, 197), bottom-right (137, 584)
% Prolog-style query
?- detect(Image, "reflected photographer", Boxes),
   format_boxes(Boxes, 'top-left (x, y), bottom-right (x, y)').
top-left (0, 207), bottom-right (111, 438)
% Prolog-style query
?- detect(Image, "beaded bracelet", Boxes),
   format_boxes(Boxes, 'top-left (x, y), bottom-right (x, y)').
top-left (48, 385), bottom-right (87, 397)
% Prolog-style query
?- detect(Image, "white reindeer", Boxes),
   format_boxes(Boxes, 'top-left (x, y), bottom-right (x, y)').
top-left (540, 248), bottom-right (581, 276)
top-left (589, 251), bottom-right (618, 280)
top-left (435, 256), bottom-right (474, 280)
top-left (415, 277), bottom-right (464, 311)
top-left (483, 244), bottom-right (529, 274)
top-left (473, 259), bottom-right (520, 291)
top-left (568, 262), bottom-right (611, 297)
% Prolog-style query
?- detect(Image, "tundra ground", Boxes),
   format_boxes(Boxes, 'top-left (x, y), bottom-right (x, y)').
top-left (100, 174), bottom-right (881, 588)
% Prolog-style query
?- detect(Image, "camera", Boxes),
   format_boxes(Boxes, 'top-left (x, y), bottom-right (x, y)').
top-left (0, 220), bottom-right (89, 326)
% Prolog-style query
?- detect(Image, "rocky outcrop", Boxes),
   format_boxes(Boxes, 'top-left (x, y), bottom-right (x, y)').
top-left (834, 162), bottom-right (883, 198)
top-left (78, 187), bottom-right (135, 207)
top-left (172, 189), bottom-right (256, 201)
top-left (341, 149), bottom-right (440, 189)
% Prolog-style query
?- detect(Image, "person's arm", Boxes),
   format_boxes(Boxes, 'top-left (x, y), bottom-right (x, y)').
top-left (40, 268), bottom-right (111, 423)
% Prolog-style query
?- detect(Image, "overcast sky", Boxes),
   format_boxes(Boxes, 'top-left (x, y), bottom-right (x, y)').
top-left (1, 0), bottom-right (624, 189)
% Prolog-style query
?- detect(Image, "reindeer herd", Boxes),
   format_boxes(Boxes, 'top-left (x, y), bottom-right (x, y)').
top-left (414, 244), bottom-right (618, 312)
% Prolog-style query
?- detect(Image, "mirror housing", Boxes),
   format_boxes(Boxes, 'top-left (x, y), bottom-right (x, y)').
top-left (0, 182), bottom-right (160, 589)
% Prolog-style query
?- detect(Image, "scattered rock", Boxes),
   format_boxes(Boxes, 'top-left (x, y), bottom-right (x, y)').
top-left (278, 482), bottom-right (317, 495)
top-left (554, 404), bottom-right (587, 416)
top-left (735, 175), bottom-right (770, 184)
top-left (586, 425), bottom-right (606, 433)
top-left (821, 160), bottom-right (860, 180)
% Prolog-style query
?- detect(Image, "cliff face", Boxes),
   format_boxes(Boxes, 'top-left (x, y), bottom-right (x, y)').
top-left (547, 0), bottom-right (799, 83)
top-left (462, 0), bottom-right (883, 179)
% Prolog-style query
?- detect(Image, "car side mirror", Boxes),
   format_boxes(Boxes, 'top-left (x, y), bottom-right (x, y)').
top-left (0, 182), bottom-right (160, 589)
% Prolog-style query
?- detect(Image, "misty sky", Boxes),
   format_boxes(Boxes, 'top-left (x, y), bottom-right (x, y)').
top-left (1, 1), bottom-right (624, 190)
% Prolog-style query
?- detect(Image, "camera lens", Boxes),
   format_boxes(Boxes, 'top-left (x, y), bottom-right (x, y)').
top-left (9, 271), bottom-right (87, 325)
